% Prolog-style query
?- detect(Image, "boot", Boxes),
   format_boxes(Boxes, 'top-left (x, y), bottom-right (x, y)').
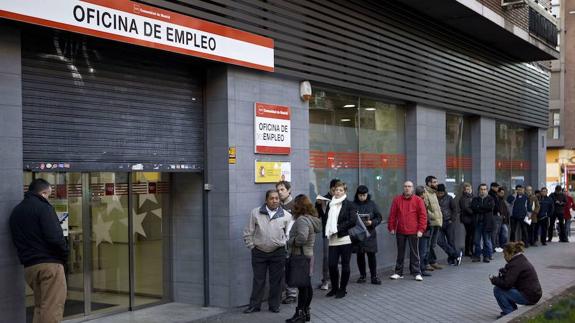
top-left (304, 307), bottom-right (311, 322)
top-left (285, 308), bottom-right (305, 323)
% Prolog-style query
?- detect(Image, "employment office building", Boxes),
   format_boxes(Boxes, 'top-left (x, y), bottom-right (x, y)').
top-left (0, 0), bottom-right (558, 321)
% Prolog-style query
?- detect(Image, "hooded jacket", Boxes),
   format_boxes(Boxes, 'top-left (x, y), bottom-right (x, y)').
top-left (491, 253), bottom-right (542, 305)
top-left (244, 204), bottom-right (292, 252)
top-left (423, 186), bottom-right (443, 227)
top-left (288, 215), bottom-right (322, 257)
top-left (9, 192), bottom-right (69, 267)
top-left (438, 193), bottom-right (456, 224)
top-left (388, 194), bottom-right (427, 235)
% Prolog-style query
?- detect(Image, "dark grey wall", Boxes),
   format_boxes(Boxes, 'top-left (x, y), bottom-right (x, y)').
top-left (0, 23), bottom-right (25, 322)
top-left (141, 0), bottom-right (550, 128)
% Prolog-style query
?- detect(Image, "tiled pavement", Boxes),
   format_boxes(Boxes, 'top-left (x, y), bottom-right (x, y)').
top-left (198, 239), bottom-right (575, 323)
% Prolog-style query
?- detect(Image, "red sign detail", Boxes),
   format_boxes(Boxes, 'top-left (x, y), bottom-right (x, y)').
top-left (56, 184), bottom-right (67, 199)
top-left (105, 183), bottom-right (115, 196)
top-left (148, 182), bottom-right (157, 194)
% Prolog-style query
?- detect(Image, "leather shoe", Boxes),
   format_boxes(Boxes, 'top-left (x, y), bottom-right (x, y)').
top-left (269, 307), bottom-right (280, 313)
top-left (243, 307), bottom-right (260, 314)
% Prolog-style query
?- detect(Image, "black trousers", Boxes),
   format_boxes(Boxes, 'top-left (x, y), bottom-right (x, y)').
top-left (328, 244), bottom-right (352, 292)
top-left (463, 222), bottom-right (475, 256)
top-left (297, 284), bottom-right (313, 309)
top-left (558, 216), bottom-right (567, 242)
top-left (536, 217), bottom-right (549, 243)
top-left (510, 218), bottom-right (529, 245)
top-left (249, 248), bottom-right (286, 309)
top-left (394, 234), bottom-right (420, 276)
top-left (357, 251), bottom-right (377, 278)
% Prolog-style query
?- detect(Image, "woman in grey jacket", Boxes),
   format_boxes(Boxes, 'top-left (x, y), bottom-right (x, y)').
top-left (286, 194), bottom-right (322, 323)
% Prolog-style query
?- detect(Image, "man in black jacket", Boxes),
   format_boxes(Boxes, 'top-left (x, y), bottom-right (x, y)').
top-left (549, 185), bottom-right (568, 242)
top-left (314, 178), bottom-right (338, 290)
top-left (471, 184), bottom-right (495, 263)
top-left (436, 184), bottom-right (461, 266)
top-left (10, 179), bottom-right (68, 323)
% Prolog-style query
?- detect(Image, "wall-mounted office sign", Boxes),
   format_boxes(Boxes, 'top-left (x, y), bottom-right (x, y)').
top-left (0, 0), bottom-right (274, 71)
top-left (255, 161), bottom-right (291, 183)
top-left (254, 103), bottom-right (291, 154)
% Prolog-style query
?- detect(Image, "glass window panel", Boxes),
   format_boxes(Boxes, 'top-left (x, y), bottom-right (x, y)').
top-left (445, 115), bottom-right (472, 195)
top-left (496, 123), bottom-right (529, 190)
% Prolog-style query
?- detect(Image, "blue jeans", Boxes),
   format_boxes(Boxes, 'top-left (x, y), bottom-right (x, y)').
top-left (428, 226), bottom-right (440, 265)
top-left (418, 236), bottom-right (430, 272)
top-left (493, 286), bottom-right (528, 315)
top-left (499, 224), bottom-right (509, 247)
top-left (473, 222), bottom-right (492, 259)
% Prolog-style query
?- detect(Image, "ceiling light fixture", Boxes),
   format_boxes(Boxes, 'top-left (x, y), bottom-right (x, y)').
top-left (343, 104), bottom-right (356, 108)
top-left (365, 108), bottom-right (376, 111)
top-left (340, 118), bottom-right (351, 122)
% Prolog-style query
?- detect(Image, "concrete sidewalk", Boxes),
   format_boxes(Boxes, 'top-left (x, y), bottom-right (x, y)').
top-left (196, 239), bottom-right (575, 323)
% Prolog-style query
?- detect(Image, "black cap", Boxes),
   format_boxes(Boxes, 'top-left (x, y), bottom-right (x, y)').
top-left (490, 182), bottom-right (500, 188)
top-left (437, 184), bottom-right (446, 192)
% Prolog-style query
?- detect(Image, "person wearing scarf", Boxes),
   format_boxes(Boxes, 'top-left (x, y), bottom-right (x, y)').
top-left (324, 181), bottom-right (357, 299)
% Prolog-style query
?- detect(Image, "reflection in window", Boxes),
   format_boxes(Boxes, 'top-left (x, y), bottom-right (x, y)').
top-left (445, 115), bottom-right (472, 195)
top-left (496, 122), bottom-right (530, 190)
top-left (309, 89), bottom-right (406, 215)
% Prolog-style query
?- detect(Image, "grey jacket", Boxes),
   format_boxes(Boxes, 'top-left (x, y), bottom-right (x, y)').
top-left (288, 215), bottom-right (322, 257)
top-left (244, 205), bottom-right (292, 253)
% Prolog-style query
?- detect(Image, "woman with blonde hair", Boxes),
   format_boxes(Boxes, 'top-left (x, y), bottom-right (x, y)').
top-left (489, 241), bottom-right (542, 318)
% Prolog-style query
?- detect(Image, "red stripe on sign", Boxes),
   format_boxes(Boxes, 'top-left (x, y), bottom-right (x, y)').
top-left (255, 103), bottom-right (290, 120)
top-left (0, 10), bottom-right (274, 72)
top-left (495, 160), bottom-right (530, 170)
top-left (309, 150), bottom-right (406, 169)
top-left (446, 156), bottom-right (473, 170)
top-left (81, 0), bottom-right (274, 48)
top-left (255, 146), bottom-right (291, 154)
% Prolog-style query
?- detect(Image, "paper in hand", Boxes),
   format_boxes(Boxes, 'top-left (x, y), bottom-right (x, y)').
top-left (316, 195), bottom-right (331, 201)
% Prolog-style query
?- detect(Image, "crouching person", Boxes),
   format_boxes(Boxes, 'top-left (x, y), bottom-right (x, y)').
top-left (490, 241), bottom-right (542, 318)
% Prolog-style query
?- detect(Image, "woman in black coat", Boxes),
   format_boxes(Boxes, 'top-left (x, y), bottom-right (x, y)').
top-left (352, 185), bottom-right (383, 284)
top-left (490, 241), bottom-right (542, 318)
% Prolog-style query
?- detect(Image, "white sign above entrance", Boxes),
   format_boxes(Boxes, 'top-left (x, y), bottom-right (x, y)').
top-left (0, 0), bottom-right (274, 71)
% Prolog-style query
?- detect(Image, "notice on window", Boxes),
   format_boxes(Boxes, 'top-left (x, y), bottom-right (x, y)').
top-left (254, 103), bottom-right (291, 155)
top-left (255, 161), bottom-right (291, 183)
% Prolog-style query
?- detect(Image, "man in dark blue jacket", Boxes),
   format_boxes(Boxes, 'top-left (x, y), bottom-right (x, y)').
top-left (537, 187), bottom-right (554, 245)
top-left (507, 185), bottom-right (531, 247)
top-left (10, 179), bottom-right (68, 323)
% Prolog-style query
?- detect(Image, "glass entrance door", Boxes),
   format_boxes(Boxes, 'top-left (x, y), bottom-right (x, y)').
top-left (24, 172), bottom-right (169, 322)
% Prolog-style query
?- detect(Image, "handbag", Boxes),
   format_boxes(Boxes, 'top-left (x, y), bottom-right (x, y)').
top-left (348, 213), bottom-right (371, 242)
top-left (286, 246), bottom-right (311, 288)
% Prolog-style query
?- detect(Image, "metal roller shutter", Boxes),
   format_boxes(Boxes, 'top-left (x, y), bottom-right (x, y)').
top-left (21, 28), bottom-right (204, 172)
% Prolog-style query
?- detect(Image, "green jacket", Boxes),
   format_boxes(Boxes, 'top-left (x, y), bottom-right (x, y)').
top-left (423, 186), bottom-right (443, 227)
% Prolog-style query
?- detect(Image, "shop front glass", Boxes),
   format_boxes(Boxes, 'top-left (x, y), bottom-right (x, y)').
top-left (445, 114), bottom-right (472, 195)
top-left (24, 172), bottom-right (168, 322)
top-left (309, 89), bottom-right (406, 214)
top-left (495, 123), bottom-right (530, 190)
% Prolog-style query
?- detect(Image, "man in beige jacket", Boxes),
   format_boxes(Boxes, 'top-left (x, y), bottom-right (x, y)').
top-left (422, 175), bottom-right (444, 270)
top-left (243, 189), bottom-right (292, 314)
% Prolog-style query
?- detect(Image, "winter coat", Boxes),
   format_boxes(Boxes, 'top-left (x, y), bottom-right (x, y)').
top-left (491, 253), bottom-right (542, 305)
top-left (323, 199), bottom-right (357, 238)
top-left (528, 194), bottom-right (540, 223)
top-left (243, 205), bottom-right (292, 252)
top-left (506, 194), bottom-right (531, 220)
top-left (316, 192), bottom-right (332, 232)
top-left (498, 197), bottom-right (511, 225)
top-left (352, 199), bottom-right (383, 253)
top-left (564, 195), bottom-right (574, 220)
top-left (471, 195), bottom-right (495, 232)
top-left (438, 194), bottom-right (457, 224)
top-left (459, 192), bottom-right (474, 225)
top-left (537, 196), bottom-right (554, 221)
top-left (288, 215), bottom-right (322, 257)
top-left (9, 192), bottom-right (69, 267)
top-left (423, 186), bottom-right (443, 227)
top-left (388, 194), bottom-right (427, 235)
top-left (489, 189), bottom-right (501, 217)
top-left (550, 192), bottom-right (567, 217)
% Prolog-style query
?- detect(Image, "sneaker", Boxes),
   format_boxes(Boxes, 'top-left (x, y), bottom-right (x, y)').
top-left (425, 265), bottom-right (435, 272)
top-left (335, 290), bottom-right (347, 299)
top-left (325, 289), bottom-right (337, 297)
top-left (483, 258), bottom-right (490, 263)
top-left (356, 276), bottom-right (366, 284)
top-left (471, 257), bottom-right (481, 263)
top-left (371, 276), bottom-right (382, 285)
top-left (494, 247), bottom-right (503, 253)
top-left (421, 272), bottom-right (432, 277)
top-left (319, 281), bottom-right (330, 290)
top-left (456, 251), bottom-right (463, 266)
top-left (389, 274), bottom-right (403, 280)
top-left (282, 296), bottom-right (296, 304)
top-left (430, 263), bottom-right (443, 270)
top-left (415, 275), bottom-right (423, 281)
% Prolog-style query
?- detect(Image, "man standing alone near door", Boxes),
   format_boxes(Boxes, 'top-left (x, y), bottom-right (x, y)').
top-left (10, 179), bottom-right (68, 323)
top-left (243, 189), bottom-right (292, 314)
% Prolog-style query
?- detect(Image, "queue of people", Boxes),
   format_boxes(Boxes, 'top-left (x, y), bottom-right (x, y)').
top-left (240, 178), bottom-right (571, 322)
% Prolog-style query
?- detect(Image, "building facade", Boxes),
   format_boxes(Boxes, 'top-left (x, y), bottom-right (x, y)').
top-left (0, 0), bottom-right (558, 322)
top-left (547, 0), bottom-right (575, 191)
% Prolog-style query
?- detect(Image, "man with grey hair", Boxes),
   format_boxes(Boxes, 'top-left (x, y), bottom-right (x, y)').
top-left (388, 181), bottom-right (428, 281)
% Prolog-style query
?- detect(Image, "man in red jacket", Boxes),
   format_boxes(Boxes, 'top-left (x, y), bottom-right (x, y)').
top-left (388, 181), bottom-right (428, 281)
